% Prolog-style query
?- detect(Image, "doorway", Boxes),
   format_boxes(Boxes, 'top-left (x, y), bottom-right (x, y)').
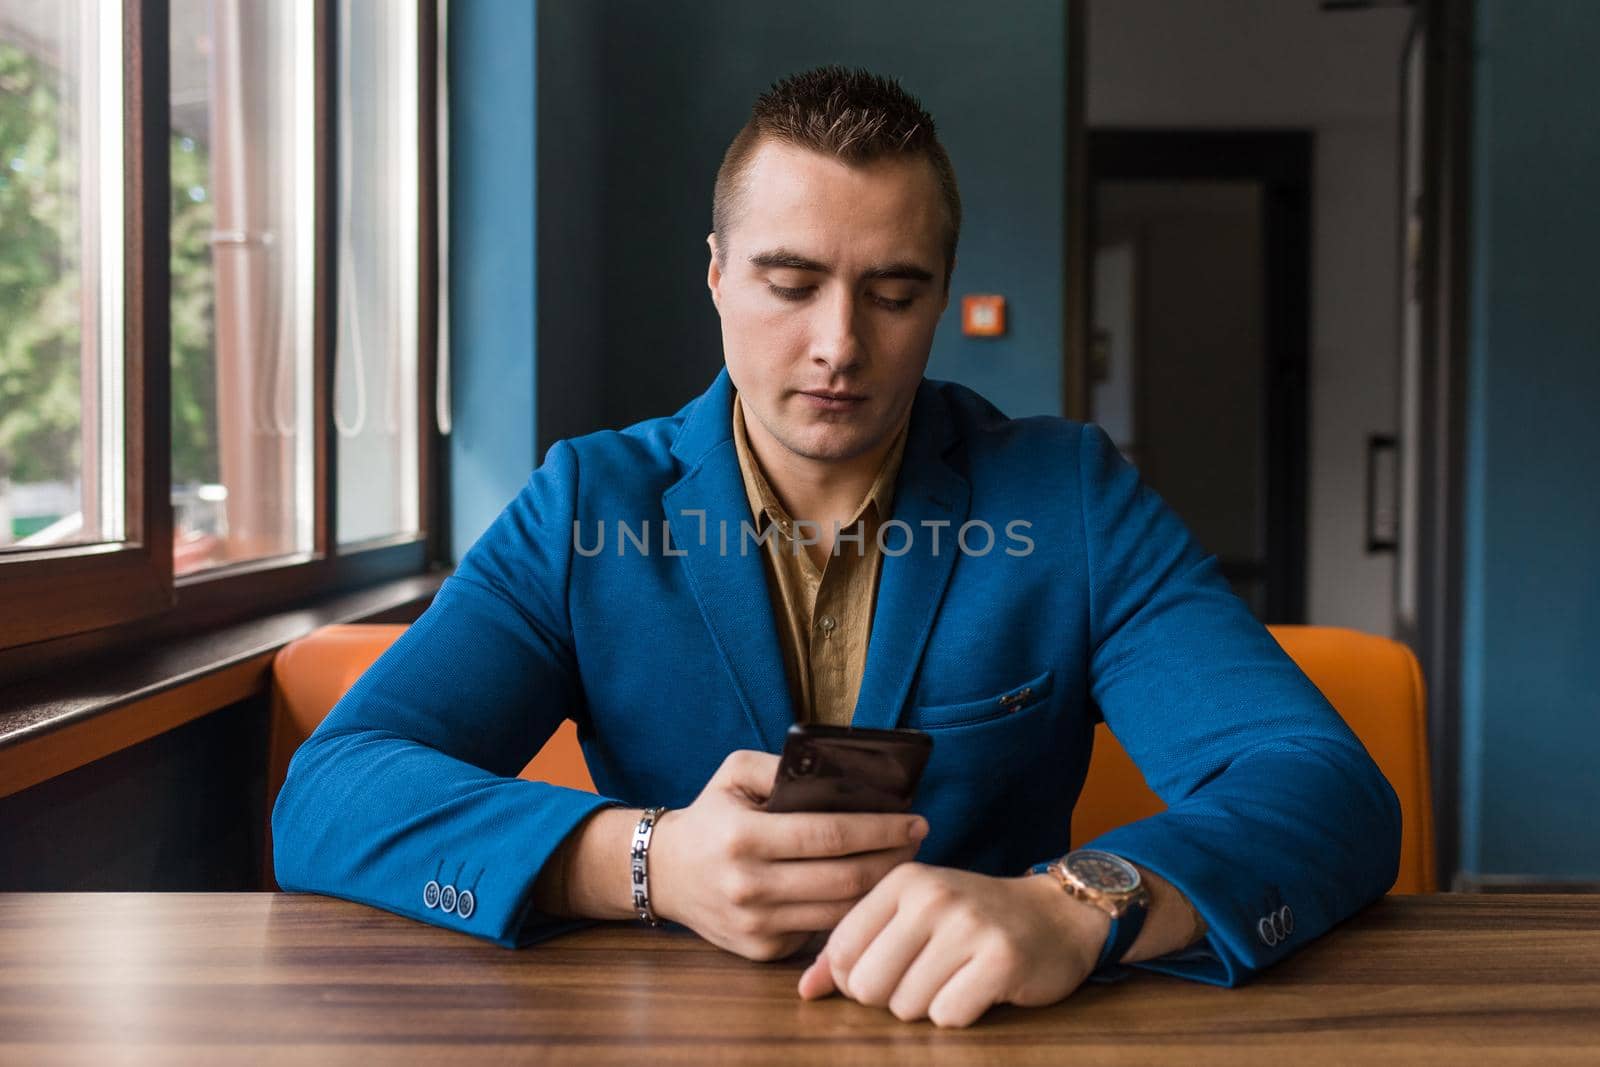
top-left (1088, 131), bottom-right (1311, 623)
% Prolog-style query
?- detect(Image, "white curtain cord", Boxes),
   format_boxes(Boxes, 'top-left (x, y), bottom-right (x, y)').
top-left (435, 0), bottom-right (452, 436)
top-left (383, 20), bottom-right (401, 438)
top-left (333, 0), bottom-right (368, 439)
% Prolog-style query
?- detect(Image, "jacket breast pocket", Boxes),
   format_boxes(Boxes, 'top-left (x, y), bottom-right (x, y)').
top-left (908, 669), bottom-right (1055, 730)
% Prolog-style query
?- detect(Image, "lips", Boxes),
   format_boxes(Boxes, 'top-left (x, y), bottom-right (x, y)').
top-left (798, 389), bottom-right (867, 402)
top-left (797, 389), bottom-right (868, 414)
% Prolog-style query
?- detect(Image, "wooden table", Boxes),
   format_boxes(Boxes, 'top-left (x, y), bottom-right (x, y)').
top-left (1, 893), bottom-right (1597, 1064)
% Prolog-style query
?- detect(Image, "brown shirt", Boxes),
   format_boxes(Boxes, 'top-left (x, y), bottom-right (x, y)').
top-left (731, 395), bottom-right (908, 727)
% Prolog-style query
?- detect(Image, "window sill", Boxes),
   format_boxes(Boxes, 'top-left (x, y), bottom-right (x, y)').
top-left (0, 571), bottom-right (446, 800)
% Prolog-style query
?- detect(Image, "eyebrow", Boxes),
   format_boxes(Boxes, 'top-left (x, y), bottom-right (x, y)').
top-left (747, 248), bottom-right (935, 284)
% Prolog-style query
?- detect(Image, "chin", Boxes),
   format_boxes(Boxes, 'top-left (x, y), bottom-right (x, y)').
top-left (779, 423), bottom-right (879, 463)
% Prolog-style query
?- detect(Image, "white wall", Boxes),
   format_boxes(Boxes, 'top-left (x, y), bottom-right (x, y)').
top-left (1088, 0), bottom-right (1412, 636)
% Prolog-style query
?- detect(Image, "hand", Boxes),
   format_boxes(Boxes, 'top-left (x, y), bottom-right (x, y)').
top-left (648, 750), bottom-right (928, 962)
top-left (796, 863), bottom-right (1107, 1028)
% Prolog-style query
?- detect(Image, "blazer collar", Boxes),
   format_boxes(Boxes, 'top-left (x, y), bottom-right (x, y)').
top-left (850, 380), bottom-right (970, 730)
top-left (669, 368), bottom-right (737, 470)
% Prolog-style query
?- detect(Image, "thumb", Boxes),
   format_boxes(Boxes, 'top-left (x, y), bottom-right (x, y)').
top-left (715, 749), bottom-right (782, 802)
top-left (797, 951), bottom-right (837, 1000)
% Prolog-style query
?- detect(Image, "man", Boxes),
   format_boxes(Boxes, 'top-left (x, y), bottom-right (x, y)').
top-left (273, 66), bottom-right (1400, 1029)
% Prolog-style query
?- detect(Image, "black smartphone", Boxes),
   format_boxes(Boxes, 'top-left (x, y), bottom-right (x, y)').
top-left (765, 723), bottom-right (933, 814)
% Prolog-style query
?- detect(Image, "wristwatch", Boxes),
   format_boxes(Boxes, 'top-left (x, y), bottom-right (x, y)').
top-left (1034, 849), bottom-right (1151, 974)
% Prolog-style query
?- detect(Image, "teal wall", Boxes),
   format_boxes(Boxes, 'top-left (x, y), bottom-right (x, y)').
top-left (1460, 0), bottom-right (1600, 878)
top-left (447, 0), bottom-right (537, 558)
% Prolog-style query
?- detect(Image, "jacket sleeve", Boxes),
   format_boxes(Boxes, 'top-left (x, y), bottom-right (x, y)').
top-left (1067, 423), bottom-right (1402, 986)
top-left (271, 440), bottom-right (625, 947)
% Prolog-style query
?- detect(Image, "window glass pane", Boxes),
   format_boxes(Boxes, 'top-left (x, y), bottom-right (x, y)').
top-left (169, 0), bottom-right (316, 575)
top-left (336, 0), bottom-right (420, 547)
top-left (0, 0), bottom-right (124, 551)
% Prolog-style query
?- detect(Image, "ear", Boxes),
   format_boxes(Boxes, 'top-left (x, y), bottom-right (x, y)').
top-left (706, 233), bottom-right (723, 311)
top-left (939, 255), bottom-right (957, 313)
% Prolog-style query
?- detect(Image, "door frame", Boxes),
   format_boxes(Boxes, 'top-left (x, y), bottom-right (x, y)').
top-left (1086, 129), bottom-right (1312, 624)
top-left (1401, 0), bottom-right (1474, 891)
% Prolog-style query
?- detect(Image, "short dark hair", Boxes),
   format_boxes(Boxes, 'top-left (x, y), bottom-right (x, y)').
top-left (712, 65), bottom-right (961, 288)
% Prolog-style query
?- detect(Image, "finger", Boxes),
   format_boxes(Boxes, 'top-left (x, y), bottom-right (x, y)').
top-left (753, 811), bottom-right (928, 860)
top-left (926, 957), bottom-right (1002, 1029)
top-left (886, 930), bottom-right (976, 1023)
top-left (714, 750), bottom-right (782, 801)
top-left (839, 906), bottom-right (937, 1007)
top-left (821, 877), bottom-right (906, 994)
top-left (760, 847), bottom-right (917, 904)
top-left (798, 952), bottom-right (835, 1000)
top-left (759, 898), bottom-right (858, 936)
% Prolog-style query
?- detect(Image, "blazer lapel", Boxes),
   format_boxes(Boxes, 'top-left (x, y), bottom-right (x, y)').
top-left (663, 371), bottom-right (796, 751)
top-left (851, 381), bottom-right (970, 730)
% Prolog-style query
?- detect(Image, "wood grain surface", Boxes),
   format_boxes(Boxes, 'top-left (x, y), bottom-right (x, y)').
top-left (1, 893), bottom-right (1596, 1065)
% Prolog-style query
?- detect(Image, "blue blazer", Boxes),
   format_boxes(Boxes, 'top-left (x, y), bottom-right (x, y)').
top-left (273, 370), bottom-right (1401, 985)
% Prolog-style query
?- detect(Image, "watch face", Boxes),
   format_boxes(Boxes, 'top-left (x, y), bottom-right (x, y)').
top-left (1064, 850), bottom-right (1140, 894)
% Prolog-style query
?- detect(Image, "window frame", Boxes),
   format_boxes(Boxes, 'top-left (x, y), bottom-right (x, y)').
top-left (0, 0), bottom-right (446, 676)
top-left (0, 0), bottom-right (173, 649)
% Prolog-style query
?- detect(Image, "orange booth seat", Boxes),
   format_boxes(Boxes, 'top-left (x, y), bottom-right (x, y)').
top-left (266, 623), bottom-right (1435, 893)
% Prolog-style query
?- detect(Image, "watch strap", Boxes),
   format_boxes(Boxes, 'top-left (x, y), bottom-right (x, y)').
top-left (1028, 858), bottom-right (1149, 978)
top-left (1093, 900), bottom-right (1147, 974)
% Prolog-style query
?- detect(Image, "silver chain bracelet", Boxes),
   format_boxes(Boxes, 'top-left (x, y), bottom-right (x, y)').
top-left (630, 807), bottom-right (666, 927)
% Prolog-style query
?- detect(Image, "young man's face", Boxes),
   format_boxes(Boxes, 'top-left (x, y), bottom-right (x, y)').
top-left (707, 139), bottom-right (951, 467)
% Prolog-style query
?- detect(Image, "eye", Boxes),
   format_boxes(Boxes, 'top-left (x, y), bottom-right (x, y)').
top-left (768, 284), bottom-right (812, 301)
top-left (871, 294), bottom-right (914, 312)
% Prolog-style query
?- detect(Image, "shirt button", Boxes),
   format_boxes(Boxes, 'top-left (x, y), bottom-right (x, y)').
top-left (818, 615), bottom-right (836, 635)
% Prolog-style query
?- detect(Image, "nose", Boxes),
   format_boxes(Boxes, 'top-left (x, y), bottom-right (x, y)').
top-left (808, 287), bottom-right (867, 376)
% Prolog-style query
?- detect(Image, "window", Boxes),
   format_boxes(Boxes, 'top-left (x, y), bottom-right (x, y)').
top-left (0, 2), bottom-right (127, 552)
top-left (0, 0), bottom-right (443, 656)
top-left (336, 0), bottom-right (420, 547)
top-left (0, 0), bottom-right (170, 650)
top-left (169, 0), bottom-right (317, 574)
